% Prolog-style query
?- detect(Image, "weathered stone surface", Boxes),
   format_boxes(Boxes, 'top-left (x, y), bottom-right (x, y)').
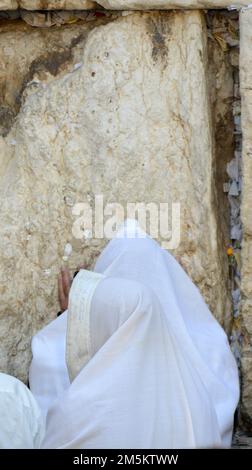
top-left (0, 11), bottom-right (230, 382)
top-left (0, 17), bottom-right (114, 380)
top-left (0, 1), bottom-right (98, 9)
top-left (240, 8), bottom-right (252, 430)
top-left (0, 0), bottom-right (16, 8)
top-left (207, 11), bottom-right (236, 333)
top-left (97, 0), bottom-right (252, 9)
top-left (0, 18), bottom-right (113, 136)
top-left (232, 430), bottom-right (252, 448)
top-left (0, 0), bottom-right (252, 10)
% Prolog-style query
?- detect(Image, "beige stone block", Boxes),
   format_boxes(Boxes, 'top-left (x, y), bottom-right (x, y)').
top-left (1, 0), bottom-right (252, 11)
top-left (240, 8), bottom-right (252, 428)
top-left (0, 1), bottom-right (97, 9)
top-left (0, 11), bottom-right (230, 382)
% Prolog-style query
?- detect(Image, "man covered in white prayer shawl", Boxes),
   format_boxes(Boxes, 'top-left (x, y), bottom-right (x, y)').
top-left (0, 373), bottom-right (45, 448)
top-left (29, 219), bottom-right (240, 449)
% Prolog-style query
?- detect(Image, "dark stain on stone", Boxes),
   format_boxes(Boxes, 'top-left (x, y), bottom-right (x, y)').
top-left (16, 32), bottom-right (87, 110)
top-left (0, 106), bottom-right (15, 137)
top-left (0, 30), bottom-right (88, 137)
top-left (0, 14), bottom-right (117, 137)
top-left (31, 49), bottom-right (71, 77)
top-left (146, 13), bottom-right (171, 64)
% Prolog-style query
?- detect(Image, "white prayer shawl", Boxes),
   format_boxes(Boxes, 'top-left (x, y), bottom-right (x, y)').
top-left (0, 373), bottom-right (45, 449)
top-left (29, 219), bottom-right (239, 449)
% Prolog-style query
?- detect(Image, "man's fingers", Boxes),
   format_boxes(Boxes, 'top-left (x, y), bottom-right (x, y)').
top-left (61, 267), bottom-right (71, 297)
top-left (58, 265), bottom-right (85, 309)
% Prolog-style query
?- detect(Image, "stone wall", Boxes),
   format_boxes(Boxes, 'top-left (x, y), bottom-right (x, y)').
top-left (0, 1), bottom-right (97, 9)
top-left (240, 9), bottom-right (252, 430)
top-left (0, 0), bottom-right (251, 10)
top-left (0, 10), bottom-right (235, 383)
top-left (3, 5), bottom-right (252, 437)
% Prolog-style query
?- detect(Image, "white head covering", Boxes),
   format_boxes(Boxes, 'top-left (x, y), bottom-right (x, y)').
top-left (0, 373), bottom-right (45, 449)
top-left (30, 219), bottom-right (239, 449)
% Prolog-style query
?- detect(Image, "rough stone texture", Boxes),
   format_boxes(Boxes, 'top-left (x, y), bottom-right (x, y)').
top-left (0, 11), bottom-right (231, 382)
top-left (0, 16), bottom-right (115, 380)
top-left (0, 18), bottom-right (113, 136)
top-left (232, 430), bottom-right (252, 448)
top-left (0, 0), bottom-right (252, 10)
top-left (98, 0), bottom-right (252, 9)
top-left (0, 1), bottom-right (98, 9)
top-left (207, 11), bottom-right (236, 333)
top-left (240, 8), bottom-right (252, 430)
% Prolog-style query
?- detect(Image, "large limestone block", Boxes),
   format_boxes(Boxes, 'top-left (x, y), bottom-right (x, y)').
top-left (240, 8), bottom-right (252, 429)
top-left (0, 19), bottom-right (112, 137)
top-left (98, 0), bottom-right (252, 9)
top-left (0, 1), bottom-right (97, 9)
top-left (0, 0), bottom-right (16, 8)
top-left (0, 18), bottom-right (111, 378)
top-left (1, 0), bottom-right (252, 10)
top-left (0, 11), bottom-right (228, 381)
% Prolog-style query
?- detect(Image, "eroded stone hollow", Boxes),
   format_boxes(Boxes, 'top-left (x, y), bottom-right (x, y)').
top-left (0, 8), bottom-right (250, 434)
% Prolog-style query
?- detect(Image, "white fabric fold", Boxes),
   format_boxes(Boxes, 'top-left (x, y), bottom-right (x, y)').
top-left (66, 269), bottom-right (105, 382)
top-left (0, 373), bottom-right (45, 449)
top-left (29, 218), bottom-right (239, 449)
top-left (29, 311), bottom-right (70, 419)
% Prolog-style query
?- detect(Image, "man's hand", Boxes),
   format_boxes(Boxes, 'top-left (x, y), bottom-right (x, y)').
top-left (58, 267), bottom-right (71, 312)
